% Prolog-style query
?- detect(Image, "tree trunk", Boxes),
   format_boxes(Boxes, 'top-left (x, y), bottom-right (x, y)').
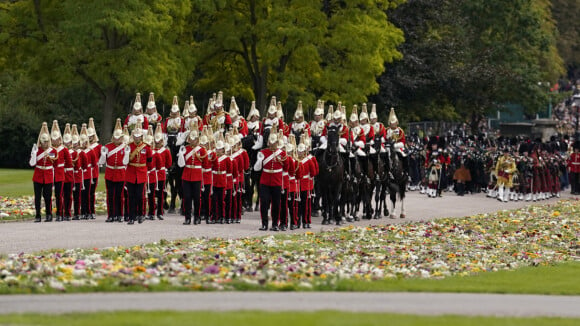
top-left (101, 86), bottom-right (119, 143)
top-left (254, 65), bottom-right (268, 116)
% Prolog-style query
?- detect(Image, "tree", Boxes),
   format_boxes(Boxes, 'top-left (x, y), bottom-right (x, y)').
top-left (193, 0), bottom-right (404, 114)
top-left (0, 0), bottom-right (194, 139)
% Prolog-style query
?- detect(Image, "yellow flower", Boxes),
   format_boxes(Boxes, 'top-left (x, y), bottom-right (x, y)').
top-left (552, 211), bottom-right (560, 217)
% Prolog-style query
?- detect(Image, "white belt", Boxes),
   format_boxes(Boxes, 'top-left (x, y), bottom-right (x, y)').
top-left (202, 168), bottom-right (212, 173)
top-left (160, 167), bottom-right (167, 171)
top-left (572, 162), bottom-right (580, 165)
top-left (186, 165), bottom-right (202, 169)
top-left (289, 176), bottom-right (295, 180)
top-left (57, 163), bottom-right (65, 168)
top-left (65, 168), bottom-right (74, 172)
top-left (213, 170), bottom-right (226, 175)
top-left (149, 168), bottom-right (157, 172)
top-left (302, 174), bottom-right (310, 179)
top-left (106, 165), bottom-right (125, 170)
top-left (87, 164), bottom-right (92, 168)
top-left (227, 173), bottom-right (232, 177)
top-left (36, 165), bottom-right (53, 170)
top-left (263, 168), bottom-right (282, 173)
top-left (283, 172), bottom-right (288, 176)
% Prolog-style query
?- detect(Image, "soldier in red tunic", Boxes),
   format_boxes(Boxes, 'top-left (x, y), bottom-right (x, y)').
top-left (62, 124), bottom-right (75, 221)
top-left (80, 124), bottom-right (96, 220)
top-left (231, 129), bottom-right (249, 223)
top-left (30, 122), bottom-right (57, 223)
top-left (50, 120), bottom-right (72, 222)
top-left (567, 140), bottom-right (580, 195)
top-left (125, 124), bottom-right (153, 224)
top-left (70, 125), bottom-right (87, 220)
top-left (99, 119), bottom-right (128, 223)
top-left (87, 118), bottom-right (101, 220)
top-left (144, 126), bottom-right (158, 220)
top-left (280, 133), bottom-right (295, 231)
top-left (200, 126), bottom-right (215, 223)
top-left (287, 135), bottom-right (301, 230)
top-left (211, 134), bottom-right (231, 224)
top-left (144, 92), bottom-right (162, 130)
top-left (254, 132), bottom-right (289, 231)
top-left (224, 135), bottom-right (237, 224)
top-left (153, 124), bottom-right (172, 220)
top-left (178, 125), bottom-right (207, 225)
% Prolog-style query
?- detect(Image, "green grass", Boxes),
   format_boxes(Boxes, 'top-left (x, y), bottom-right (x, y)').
top-left (0, 311), bottom-right (578, 326)
top-left (331, 261), bottom-right (580, 295)
top-left (0, 168), bottom-right (105, 197)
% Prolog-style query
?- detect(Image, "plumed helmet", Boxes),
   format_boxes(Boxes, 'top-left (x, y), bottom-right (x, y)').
top-left (350, 105), bottom-right (359, 122)
top-left (133, 92), bottom-right (143, 112)
top-left (388, 107), bottom-right (398, 125)
top-left (62, 123), bottom-right (72, 144)
top-left (147, 92), bottom-right (156, 110)
top-left (267, 96), bottom-right (277, 115)
top-left (294, 101), bottom-right (304, 120)
top-left (37, 122), bottom-right (50, 146)
top-left (359, 103), bottom-right (369, 122)
top-left (326, 105), bottom-right (334, 122)
top-left (370, 104), bottom-right (378, 120)
top-left (189, 95), bottom-right (197, 115)
top-left (171, 95), bottom-right (180, 114)
top-left (87, 117), bottom-right (99, 142)
top-left (112, 118), bottom-right (123, 140)
top-left (247, 101), bottom-right (260, 120)
top-left (154, 123), bottom-right (164, 144)
top-left (268, 131), bottom-right (278, 144)
top-left (314, 99), bottom-right (324, 116)
top-left (50, 120), bottom-right (62, 142)
top-left (229, 96), bottom-right (239, 119)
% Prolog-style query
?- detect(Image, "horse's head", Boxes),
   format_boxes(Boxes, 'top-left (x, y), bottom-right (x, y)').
top-left (327, 128), bottom-right (339, 154)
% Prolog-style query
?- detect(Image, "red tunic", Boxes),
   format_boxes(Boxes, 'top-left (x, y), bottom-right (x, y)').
top-left (65, 148), bottom-right (75, 183)
top-left (32, 147), bottom-right (57, 184)
top-left (235, 117), bottom-right (249, 136)
top-left (73, 150), bottom-right (87, 184)
top-left (125, 143), bottom-right (153, 184)
top-left (182, 145), bottom-right (207, 182)
top-left (89, 143), bottom-right (102, 180)
top-left (202, 150), bottom-right (215, 186)
top-left (148, 150), bottom-right (158, 185)
top-left (155, 147), bottom-right (172, 181)
top-left (568, 152), bottom-right (580, 173)
top-left (83, 148), bottom-right (96, 181)
top-left (259, 148), bottom-right (288, 187)
top-left (54, 145), bottom-right (72, 183)
top-left (212, 154), bottom-right (231, 188)
top-left (226, 156), bottom-right (237, 190)
top-left (103, 143), bottom-right (127, 182)
top-left (289, 158), bottom-right (301, 193)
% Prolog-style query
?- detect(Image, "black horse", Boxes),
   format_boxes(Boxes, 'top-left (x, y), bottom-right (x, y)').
top-left (165, 134), bottom-right (183, 213)
top-left (241, 133), bottom-right (259, 211)
top-left (318, 128), bottom-right (344, 225)
top-left (371, 134), bottom-right (388, 219)
top-left (385, 142), bottom-right (408, 219)
top-left (341, 152), bottom-right (361, 222)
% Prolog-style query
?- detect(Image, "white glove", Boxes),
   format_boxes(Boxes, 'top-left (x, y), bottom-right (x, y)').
top-left (32, 144), bottom-right (38, 154)
top-left (98, 147), bottom-right (108, 166)
top-left (281, 188), bottom-right (285, 195)
top-left (177, 146), bottom-right (186, 168)
top-left (320, 136), bottom-right (327, 145)
top-left (123, 147), bottom-right (130, 165)
top-left (355, 141), bottom-right (364, 148)
top-left (394, 142), bottom-right (403, 150)
top-left (319, 142), bottom-right (327, 150)
top-left (339, 138), bottom-right (347, 147)
top-left (217, 116), bottom-right (225, 124)
top-left (253, 152), bottom-right (264, 171)
top-left (176, 132), bottom-right (187, 146)
top-left (252, 135), bottom-right (263, 150)
top-left (29, 151), bottom-right (37, 167)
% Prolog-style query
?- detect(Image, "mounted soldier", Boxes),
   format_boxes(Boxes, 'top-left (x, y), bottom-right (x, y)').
top-left (144, 92), bottom-right (162, 130)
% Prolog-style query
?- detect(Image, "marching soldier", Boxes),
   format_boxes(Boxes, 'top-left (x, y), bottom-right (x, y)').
top-left (125, 92), bottom-right (149, 132)
top-left (287, 135), bottom-right (301, 230)
top-left (145, 126), bottom-right (158, 220)
top-left (125, 124), bottom-right (153, 224)
top-left (153, 124), bottom-right (172, 220)
top-left (30, 122), bottom-right (57, 223)
top-left (144, 92), bottom-right (162, 129)
top-left (254, 132), bottom-right (288, 231)
top-left (62, 124), bottom-right (75, 221)
top-left (87, 118), bottom-right (101, 219)
top-left (200, 127), bottom-right (215, 223)
top-left (99, 119), bottom-right (129, 223)
top-left (80, 124), bottom-right (96, 220)
top-left (51, 120), bottom-right (72, 222)
top-left (70, 125), bottom-right (86, 220)
top-left (495, 148), bottom-right (517, 202)
top-left (568, 140), bottom-right (580, 195)
top-left (211, 133), bottom-right (231, 224)
top-left (224, 135), bottom-right (237, 224)
top-left (296, 136), bottom-right (315, 229)
top-left (178, 122), bottom-right (207, 225)
top-left (231, 129), bottom-right (248, 223)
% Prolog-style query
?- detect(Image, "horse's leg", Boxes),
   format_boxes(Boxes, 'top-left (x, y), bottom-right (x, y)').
top-left (400, 189), bottom-right (406, 219)
top-left (374, 183), bottom-right (380, 218)
top-left (389, 192), bottom-right (397, 219)
top-left (168, 178), bottom-right (176, 213)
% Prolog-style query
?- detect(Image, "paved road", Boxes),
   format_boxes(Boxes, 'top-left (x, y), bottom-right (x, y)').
top-left (1, 292), bottom-right (580, 317)
top-left (1, 191), bottom-right (578, 317)
top-left (0, 191), bottom-right (573, 255)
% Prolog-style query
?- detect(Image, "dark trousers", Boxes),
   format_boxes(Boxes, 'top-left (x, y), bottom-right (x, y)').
top-left (182, 180), bottom-right (202, 219)
top-left (570, 172), bottom-right (579, 194)
top-left (225, 189), bottom-right (232, 219)
top-left (147, 182), bottom-right (157, 216)
top-left (201, 184), bottom-right (211, 219)
top-left (72, 182), bottom-right (81, 217)
top-left (90, 177), bottom-right (98, 214)
top-left (155, 180), bottom-right (165, 216)
top-left (236, 185), bottom-right (243, 220)
top-left (212, 187), bottom-right (225, 221)
top-left (126, 182), bottom-right (145, 220)
top-left (54, 181), bottom-right (63, 217)
top-left (106, 180), bottom-right (124, 218)
top-left (63, 182), bottom-right (72, 218)
top-left (299, 190), bottom-right (311, 225)
top-left (289, 192), bottom-right (299, 226)
top-left (82, 179), bottom-right (91, 216)
top-left (280, 190), bottom-right (288, 227)
top-left (123, 187), bottom-right (129, 218)
top-left (33, 182), bottom-right (52, 218)
top-left (259, 185), bottom-right (281, 227)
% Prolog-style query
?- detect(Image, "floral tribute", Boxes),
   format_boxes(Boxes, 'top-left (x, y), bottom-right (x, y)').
top-left (0, 193), bottom-right (107, 220)
top-left (0, 200), bottom-right (578, 293)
